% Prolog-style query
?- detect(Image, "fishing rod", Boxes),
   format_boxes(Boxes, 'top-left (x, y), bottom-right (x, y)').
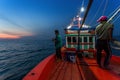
top-left (107, 8), bottom-right (120, 23)
top-left (107, 7), bottom-right (120, 47)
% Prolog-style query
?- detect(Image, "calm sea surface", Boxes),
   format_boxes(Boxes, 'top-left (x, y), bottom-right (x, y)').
top-left (0, 39), bottom-right (55, 80)
top-left (0, 38), bottom-right (120, 80)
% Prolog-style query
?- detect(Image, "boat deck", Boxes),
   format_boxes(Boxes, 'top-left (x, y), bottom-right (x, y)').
top-left (49, 60), bottom-right (83, 80)
top-left (23, 55), bottom-right (120, 80)
top-left (48, 57), bottom-right (120, 80)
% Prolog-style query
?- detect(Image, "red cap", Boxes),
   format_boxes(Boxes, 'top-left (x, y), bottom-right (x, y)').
top-left (97, 16), bottom-right (107, 22)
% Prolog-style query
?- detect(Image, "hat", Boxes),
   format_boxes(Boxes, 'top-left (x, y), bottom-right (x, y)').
top-left (97, 16), bottom-right (107, 22)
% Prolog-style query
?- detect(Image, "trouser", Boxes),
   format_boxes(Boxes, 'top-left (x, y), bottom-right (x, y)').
top-left (56, 48), bottom-right (62, 59)
top-left (96, 39), bottom-right (112, 66)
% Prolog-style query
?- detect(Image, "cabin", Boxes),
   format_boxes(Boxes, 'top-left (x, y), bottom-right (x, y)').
top-left (64, 15), bottom-right (96, 59)
top-left (65, 30), bottom-right (95, 50)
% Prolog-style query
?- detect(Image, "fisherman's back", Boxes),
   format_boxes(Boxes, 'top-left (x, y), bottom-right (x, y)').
top-left (95, 22), bottom-right (113, 40)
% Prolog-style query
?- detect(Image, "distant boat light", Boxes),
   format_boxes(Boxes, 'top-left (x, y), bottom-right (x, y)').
top-left (80, 7), bottom-right (85, 12)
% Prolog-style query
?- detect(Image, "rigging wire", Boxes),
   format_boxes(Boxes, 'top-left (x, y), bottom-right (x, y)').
top-left (89, 0), bottom-right (120, 27)
top-left (108, 5), bottom-right (120, 18)
top-left (102, 0), bottom-right (108, 15)
top-left (78, 0), bottom-right (85, 16)
top-left (107, 8), bottom-right (120, 23)
top-left (112, 14), bottom-right (120, 23)
top-left (88, 0), bottom-right (104, 26)
top-left (92, 6), bottom-right (120, 27)
top-left (107, 0), bottom-right (120, 17)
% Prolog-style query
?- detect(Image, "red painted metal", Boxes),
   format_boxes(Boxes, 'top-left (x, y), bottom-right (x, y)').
top-left (83, 57), bottom-right (120, 80)
top-left (111, 55), bottom-right (120, 64)
top-left (23, 54), bottom-right (56, 80)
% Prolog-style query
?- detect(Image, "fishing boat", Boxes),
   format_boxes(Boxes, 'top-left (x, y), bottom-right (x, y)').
top-left (23, 0), bottom-right (120, 80)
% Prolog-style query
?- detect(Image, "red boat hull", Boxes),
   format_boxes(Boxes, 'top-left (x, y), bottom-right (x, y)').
top-left (23, 53), bottom-right (120, 80)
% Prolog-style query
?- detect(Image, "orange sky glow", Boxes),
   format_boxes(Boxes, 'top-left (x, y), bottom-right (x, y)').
top-left (0, 30), bottom-right (34, 39)
top-left (0, 33), bottom-right (21, 39)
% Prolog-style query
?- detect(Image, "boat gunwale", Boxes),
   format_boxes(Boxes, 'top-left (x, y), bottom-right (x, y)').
top-left (23, 54), bottom-right (56, 80)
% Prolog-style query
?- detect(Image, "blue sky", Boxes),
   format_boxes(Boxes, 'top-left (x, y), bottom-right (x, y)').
top-left (0, 0), bottom-right (120, 39)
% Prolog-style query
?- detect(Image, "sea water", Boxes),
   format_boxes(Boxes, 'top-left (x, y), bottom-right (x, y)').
top-left (0, 39), bottom-right (55, 80)
top-left (0, 38), bottom-right (120, 80)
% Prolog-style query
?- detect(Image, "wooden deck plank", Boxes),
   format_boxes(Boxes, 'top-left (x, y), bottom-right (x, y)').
top-left (62, 62), bottom-right (72, 80)
top-left (77, 58), bottom-right (97, 80)
top-left (49, 62), bottom-right (61, 77)
top-left (71, 63), bottom-right (82, 80)
top-left (57, 61), bottom-right (68, 80)
top-left (49, 61), bottom-right (82, 80)
top-left (48, 56), bottom-right (120, 80)
top-left (49, 61), bottom-right (65, 80)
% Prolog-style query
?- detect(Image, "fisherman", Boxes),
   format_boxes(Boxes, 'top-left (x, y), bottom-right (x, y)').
top-left (52, 30), bottom-right (62, 61)
top-left (95, 16), bottom-right (114, 69)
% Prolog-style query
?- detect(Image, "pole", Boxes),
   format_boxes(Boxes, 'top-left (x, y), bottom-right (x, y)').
top-left (77, 0), bottom-right (93, 55)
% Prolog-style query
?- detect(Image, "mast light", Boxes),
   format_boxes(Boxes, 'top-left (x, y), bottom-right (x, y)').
top-left (80, 7), bottom-right (85, 12)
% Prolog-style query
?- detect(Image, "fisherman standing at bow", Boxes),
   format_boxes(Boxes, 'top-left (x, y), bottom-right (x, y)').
top-left (95, 16), bottom-right (114, 69)
top-left (52, 30), bottom-right (62, 61)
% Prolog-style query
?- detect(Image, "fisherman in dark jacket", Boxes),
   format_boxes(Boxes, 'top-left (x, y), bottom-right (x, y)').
top-left (95, 16), bottom-right (114, 69)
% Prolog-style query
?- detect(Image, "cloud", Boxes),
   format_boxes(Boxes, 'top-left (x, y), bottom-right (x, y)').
top-left (1, 30), bottom-right (33, 37)
top-left (0, 13), bottom-right (34, 38)
top-left (0, 13), bottom-right (30, 32)
top-left (1, 31), bottom-right (23, 36)
top-left (0, 30), bottom-right (34, 39)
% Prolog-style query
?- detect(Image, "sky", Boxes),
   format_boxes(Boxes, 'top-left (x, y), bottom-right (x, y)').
top-left (0, 0), bottom-right (120, 39)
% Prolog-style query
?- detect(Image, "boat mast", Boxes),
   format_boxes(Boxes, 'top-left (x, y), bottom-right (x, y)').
top-left (77, 0), bottom-right (93, 55)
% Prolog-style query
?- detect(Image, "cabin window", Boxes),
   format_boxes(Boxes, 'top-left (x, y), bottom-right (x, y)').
top-left (84, 37), bottom-right (87, 42)
top-left (67, 37), bottom-right (71, 42)
top-left (73, 37), bottom-right (76, 42)
top-left (78, 37), bottom-right (82, 42)
top-left (89, 37), bottom-right (93, 42)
